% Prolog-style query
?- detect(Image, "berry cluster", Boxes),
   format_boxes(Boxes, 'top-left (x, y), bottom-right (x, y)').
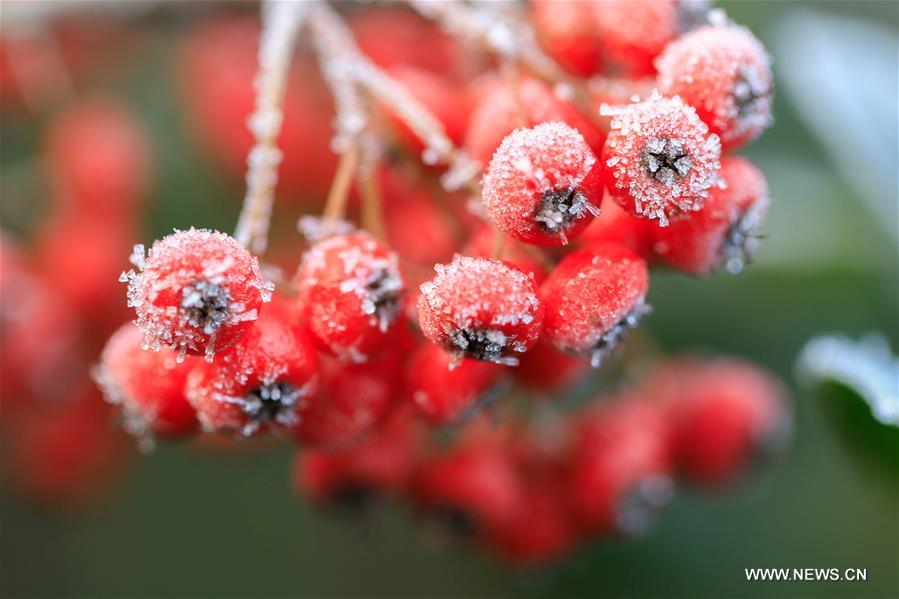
top-left (2, 0), bottom-right (785, 567)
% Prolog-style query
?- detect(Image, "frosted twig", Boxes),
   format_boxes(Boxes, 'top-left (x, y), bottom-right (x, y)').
top-left (306, 2), bottom-right (480, 193)
top-left (234, 0), bottom-right (309, 255)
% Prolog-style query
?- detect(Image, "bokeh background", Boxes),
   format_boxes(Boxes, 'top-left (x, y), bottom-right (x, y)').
top-left (1, 1), bottom-right (897, 598)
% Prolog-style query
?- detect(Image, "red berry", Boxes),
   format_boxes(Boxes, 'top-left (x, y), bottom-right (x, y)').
top-left (652, 156), bottom-right (769, 275)
top-left (295, 231), bottom-right (405, 363)
top-left (96, 323), bottom-right (198, 444)
top-left (123, 228), bottom-right (272, 360)
top-left (412, 437), bottom-right (525, 541)
top-left (579, 193), bottom-right (655, 257)
top-left (657, 24), bottom-right (773, 150)
top-left (531, 0), bottom-right (603, 77)
top-left (601, 93), bottom-right (722, 225)
top-left (292, 351), bottom-right (403, 447)
top-left (293, 408), bottom-right (423, 513)
top-left (567, 395), bottom-right (673, 535)
top-left (418, 255), bottom-right (544, 365)
top-left (384, 66), bottom-right (469, 152)
top-left (465, 77), bottom-right (605, 167)
top-left (514, 338), bottom-right (588, 394)
top-left (185, 300), bottom-right (319, 437)
top-left (43, 97), bottom-right (152, 215)
top-left (540, 245), bottom-right (650, 367)
top-left (647, 358), bottom-right (789, 486)
top-left (592, 0), bottom-right (702, 76)
top-left (349, 7), bottom-right (458, 75)
top-left (406, 343), bottom-right (504, 425)
top-left (482, 122), bottom-right (603, 246)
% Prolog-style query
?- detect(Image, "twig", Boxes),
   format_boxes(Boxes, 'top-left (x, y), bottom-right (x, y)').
top-left (234, 0), bottom-right (309, 254)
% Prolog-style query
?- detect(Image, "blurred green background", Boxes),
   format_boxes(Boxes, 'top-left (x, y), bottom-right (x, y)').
top-left (1, 1), bottom-right (897, 598)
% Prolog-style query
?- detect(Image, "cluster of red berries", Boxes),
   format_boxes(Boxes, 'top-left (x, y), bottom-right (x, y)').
top-left (2, 1), bottom-right (786, 566)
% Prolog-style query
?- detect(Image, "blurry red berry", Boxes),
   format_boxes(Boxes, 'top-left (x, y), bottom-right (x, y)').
top-left (406, 343), bottom-right (504, 425)
top-left (531, 0), bottom-right (603, 77)
top-left (123, 228), bottom-right (272, 359)
top-left (514, 338), bottom-right (588, 394)
top-left (540, 245), bottom-right (650, 367)
top-left (652, 156), bottom-right (769, 275)
top-left (350, 7), bottom-right (458, 75)
top-left (601, 93), bottom-right (722, 226)
top-left (382, 176), bottom-right (459, 268)
top-left (43, 97), bottom-right (152, 215)
top-left (657, 23), bottom-right (772, 150)
top-left (296, 231), bottom-right (405, 363)
top-left (185, 300), bottom-right (319, 437)
top-left (465, 77), bottom-right (605, 167)
top-left (96, 323), bottom-right (198, 444)
top-left (567, 395), bottom-right (673, 535)
top-left (482, 122), bottom-right (603, 246)
top-left (292, 351), bottom-right (403, 447)
top-left (294, 408), bottom-right (423, 513)
top-left (648, 357), bottom-right (789, 486)
top-left (384, 66), bottom-right (469, 152)
top-left (579, 193), bottom-right (655, 257)
top-left (418, 255), bottom-right (544, 365)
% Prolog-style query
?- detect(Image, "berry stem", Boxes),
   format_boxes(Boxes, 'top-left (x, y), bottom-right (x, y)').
top-left (358, 161), bottom-right (387, 240)
top-left (234, 0), bottom-right (309, 255)
top-left (322, 141), bottom-right (359, 226)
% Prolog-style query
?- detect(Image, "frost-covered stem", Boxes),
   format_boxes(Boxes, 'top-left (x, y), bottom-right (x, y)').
top-left (234, 0), bottom-right (308, 255)
top-left (322, 141), bottom-right (358, 225)
top-left (410, 0), bottom-right (598, 124)
top-left (306, 2), bottom-right (480, 193)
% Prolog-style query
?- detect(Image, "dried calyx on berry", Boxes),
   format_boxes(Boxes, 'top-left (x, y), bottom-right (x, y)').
top-left (601, 93), bottom-right (721, 226)
top-left (418, 255), bottom-right (544, 366)
top-left (121, 228), bottom-right (273, 361)
top-left (482, 122), bottom-right (603, 246)
top-left (541, 245), bottom-right (650, 368)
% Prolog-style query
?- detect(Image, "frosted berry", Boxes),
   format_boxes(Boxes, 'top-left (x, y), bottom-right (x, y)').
top-left (123, 228), bottom-right (272, 360)
top-left (601, 93), bottom-right (721, 225)
top-left (482, 122), bottom-right (603, 246)
top-left (96, 323), bottom-right (198, 445)
top-left (540, 245), bottom-right (650, 367)
top-left (412, 439), bottom-right (525, 541)
top-left (465, 77), bottom-right (605, 166)
top-left (657, 24), bottom-right (773, 150)
top-left (567, 395), bottom-right (673, 535)
top-left (406, 343), bottom-right (503, 425)
top-left (292, 351), bottom-right (403, 447)
top-left (531, 0), bottom-right (603, 77)
top-left (652, 156), bottom-right (769, 275)
top-left (647, 358), bottom-right (789, 486)
top-left (296, 231), bottom-right (405, 363)
top-left (185, 300), bottom-right (319, 437)
top-left (418, 255), bottom-right (544, 366)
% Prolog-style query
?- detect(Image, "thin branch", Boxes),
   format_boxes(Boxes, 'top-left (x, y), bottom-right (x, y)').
top-left (234, 0), bottom-right (309, 254)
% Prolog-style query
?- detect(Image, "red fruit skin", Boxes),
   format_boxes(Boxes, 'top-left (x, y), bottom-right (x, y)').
top-left (540, 245), bottom-right (649, 360)
top-left (42, 97), bottom-right (152, 215)
top-left (531, 0), bottom-right (603, 77)
top-left (601, 94), bottom-right (722, 226)
top-left (294, 408), bottom-right (424, 505)
top-left (592, 0), bottom-right (679, 76)
top-left (406, 343), bottom-right (503, 425)
top-left (656, 24), bottom-right (773, 151)
top-left (295, 232), bottom-right (405, 363)
top-left (292, 351), bottom-right (403, 448)
top-left (4, 389), bottom-right (131, 508)
top-left (463, 225), bottom-right (548, 285)
top-left (648, 358), bottom-right (788, 486)
top-left (514, 337), bottom-right (588, 394)
top-left (179, 17), bottom-right (336, 200)
top-left (124, 228), bottom-right (269, 358)
top-left (465, 77), bottom-right (605, 167)
top-left (384, 66), bottom-right (469, 151)
top-left (349, 8), bottom-right (458, 75)
top-left (412, 441), bottom-right (526, 541)
top-left (652, 156), bottom-right (769, 275)
top-left (96, 323), bottom-right (198, 439)
top-left (417, 255), bottom-right (544, 365)
top-left (567, 396), bottom-right (673, 535)
top-left (579, 194), bottom-right (655, 258)
top-left (185, 302), bottom-right (320, 437)
top-left (482, 122), bottom-right (604, 246)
